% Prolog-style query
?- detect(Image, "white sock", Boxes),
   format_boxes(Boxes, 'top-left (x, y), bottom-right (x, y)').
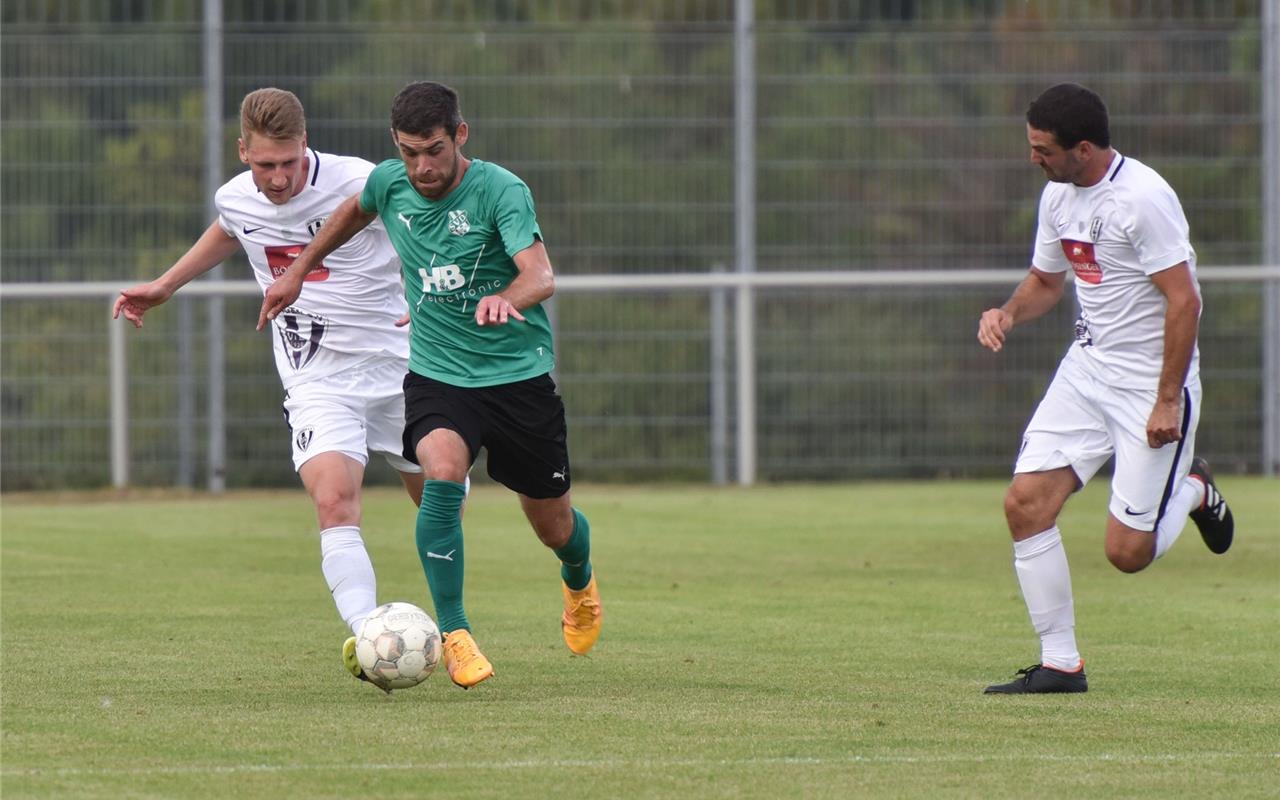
top-left (1013, 526), bottom-right (1081, 672)
top-left (319, 525), bottom-right (377, 635)
top-left (1153, 476), bottom-right (1207, 560)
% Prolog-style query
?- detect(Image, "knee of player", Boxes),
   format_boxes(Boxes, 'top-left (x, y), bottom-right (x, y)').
top-left (311, 486), bottom-right (361, 527)
top-left (423, 465), bottom-right (468, 483)
top-left (1003, 487), bottom-right (1045, 533)
top-left (1105, 539), bottom-right (1153, 574)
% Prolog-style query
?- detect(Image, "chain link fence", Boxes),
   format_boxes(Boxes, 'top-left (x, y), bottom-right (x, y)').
top-left (2, 1), bottom-right (1271, 489)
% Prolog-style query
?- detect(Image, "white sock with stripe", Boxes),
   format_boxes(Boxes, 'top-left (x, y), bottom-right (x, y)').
top-left (1153, 476), bottom-right (1207, 560)
top-left (319, 525), bottom-right (377, 635)
top-left (1013, 526), bottom-right (1082, 672)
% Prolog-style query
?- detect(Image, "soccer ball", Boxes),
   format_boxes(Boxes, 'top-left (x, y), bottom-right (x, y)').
top-left (355, 602), bottom-right (442, 691)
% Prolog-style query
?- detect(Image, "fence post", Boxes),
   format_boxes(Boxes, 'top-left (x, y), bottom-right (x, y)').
top-left (734, 0), bottom-right (757, 486)
top-left (710, 264), bottom-right (728, 484)
top-left (109, 307), bottom-right (129, 489)
top-left (204, 0), bottom-right (227, 492)
top-left (1262, 0), bottom-right (1279, 475)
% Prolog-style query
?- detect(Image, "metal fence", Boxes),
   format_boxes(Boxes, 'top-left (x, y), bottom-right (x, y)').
top-left (2, 1), bottom-right (1276, 489)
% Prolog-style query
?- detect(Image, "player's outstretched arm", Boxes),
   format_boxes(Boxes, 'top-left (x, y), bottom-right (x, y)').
top-left (114, 222), bottom-right (241, 328)
top-left (474, 239), bottom-right (554, 326)
top-left (976, 267), bottom-right (1065, 353)
top-left (257, 194), bottom-right (376, 330)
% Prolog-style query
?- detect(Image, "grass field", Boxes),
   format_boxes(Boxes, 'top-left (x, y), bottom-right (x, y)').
top-left (2, 480), bottom-right (1277, 799)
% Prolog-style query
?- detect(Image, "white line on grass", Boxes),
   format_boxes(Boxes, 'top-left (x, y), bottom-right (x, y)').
top-left (4, 752), bottom-right (1277, 778)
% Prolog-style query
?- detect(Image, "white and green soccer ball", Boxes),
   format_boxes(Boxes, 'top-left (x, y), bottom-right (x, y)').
top-left (355, 602), bottom-right (441, 691)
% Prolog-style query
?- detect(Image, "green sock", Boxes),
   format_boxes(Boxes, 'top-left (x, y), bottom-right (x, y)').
top-left (555, 507), bottom-right (593, 591)
top-left (416, 480), bottom-right (469, 633)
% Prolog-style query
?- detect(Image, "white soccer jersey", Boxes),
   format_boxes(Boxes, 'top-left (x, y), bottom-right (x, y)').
top-left (216, 149), bottom-right (409, 389)
top-left (1031, 152), bottom-right (1199, 389)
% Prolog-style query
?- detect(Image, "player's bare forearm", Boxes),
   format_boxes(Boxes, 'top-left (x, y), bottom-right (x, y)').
top-left (257, 194), bottom-right (374, 330)
top-left (475, 240), bottom-right (553, 326)
top-left (1002, 267), bottom-right (1065, 326)
top-left (149, 222), bottom-right (241, 295)
top-left (1144, 263), bottom-right (1199, 447)
top-left (977, 267), bottom-right (1064, 352)
top-left (1151, 263), bottom-right (1201, 405)
top-left (503, 240), bottom-right (555, 309)
top-left (115, 222), bottom-right (239, 327)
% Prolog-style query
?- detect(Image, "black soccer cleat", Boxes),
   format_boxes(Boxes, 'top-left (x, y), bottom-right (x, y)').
top-left (984, 663), bottom-right (1088, 694)
top-left (1188, 457), bottom-right (1234, 555)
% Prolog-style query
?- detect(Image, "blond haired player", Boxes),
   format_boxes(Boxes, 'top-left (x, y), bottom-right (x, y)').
top-left (114, 88), bottom-right (427, 688)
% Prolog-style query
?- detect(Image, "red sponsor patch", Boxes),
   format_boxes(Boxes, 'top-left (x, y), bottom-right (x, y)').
top-left (266, 244), bottom-right (329, 282)
top-left (1061, 239), bottom-right (1101, 284)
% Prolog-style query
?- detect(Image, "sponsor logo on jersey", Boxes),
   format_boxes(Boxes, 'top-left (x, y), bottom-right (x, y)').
top-left (276, 309), bottom-right (328, 370)
top-left (1061, 239), bottom-right (1102, 284)
top-left (447, 210), bottom-right (471, 236)
top-left (419, 265), bottom-right (466, 293)
top-left (243, 224), bottom-right (264, 235)
top-left (266, 244), bottom-right (330, 282)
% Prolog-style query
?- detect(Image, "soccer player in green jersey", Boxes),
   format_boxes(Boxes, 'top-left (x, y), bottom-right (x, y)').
top-left (259, 81), bottom-right (600, 689)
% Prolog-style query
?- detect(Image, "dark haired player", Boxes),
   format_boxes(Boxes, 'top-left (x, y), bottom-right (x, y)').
top-left (977, 83), bottom-right (1234, 694)
top-left (260, 81), bottom-right (600, 689)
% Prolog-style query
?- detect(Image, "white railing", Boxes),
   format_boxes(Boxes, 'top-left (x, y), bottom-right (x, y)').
top-left (4, 265), bottom-right (1279, 488)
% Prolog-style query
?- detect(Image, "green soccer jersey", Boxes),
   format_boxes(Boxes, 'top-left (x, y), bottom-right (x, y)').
top-left (359, 158), bottom-right (555, 387)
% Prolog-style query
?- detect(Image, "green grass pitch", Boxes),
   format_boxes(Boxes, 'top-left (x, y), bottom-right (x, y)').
top-left (2, 480), bottom-right (1277, 798)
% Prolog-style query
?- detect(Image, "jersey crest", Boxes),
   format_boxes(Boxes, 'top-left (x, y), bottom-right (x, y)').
top-left (276, 310), bottom-right (329, 370)
top-left (447, 209), bottom-right (471, 236)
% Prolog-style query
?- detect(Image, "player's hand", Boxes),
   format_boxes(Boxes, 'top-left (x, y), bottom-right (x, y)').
top-left (1146, 398), bottom-right (1183, 448)
top-left (474, 295), bottom-right (525, 327)
top-left (257, 271), bottom-right (305, 331)
top-left (113, 281), bottom-right (173, 328)
top-left (395, 313), bottom-right (410, 328)
top-left (977, 308), bottom-right (1014, 352)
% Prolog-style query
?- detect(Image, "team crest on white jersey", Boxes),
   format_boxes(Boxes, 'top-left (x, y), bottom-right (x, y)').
top-left (1089, 217), bottom-right (1103, 242)
top-left (276, 309), bottom-right (329, 370)
top-left (448, 210), bottom-right (471, 236)
top-left (306, 216), bottom-right (327, 237)
top-left (295, 428), bottom-right (313, 451)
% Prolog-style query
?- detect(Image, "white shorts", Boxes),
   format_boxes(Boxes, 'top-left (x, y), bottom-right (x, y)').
top-left (282, 356), bottom-right (420, 475)
top-left (1014, 347), bottom-right (1201, 532)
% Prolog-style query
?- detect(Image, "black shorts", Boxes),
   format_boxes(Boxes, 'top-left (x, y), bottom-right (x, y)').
top-left (403, 371), bottom-right (571, 499)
